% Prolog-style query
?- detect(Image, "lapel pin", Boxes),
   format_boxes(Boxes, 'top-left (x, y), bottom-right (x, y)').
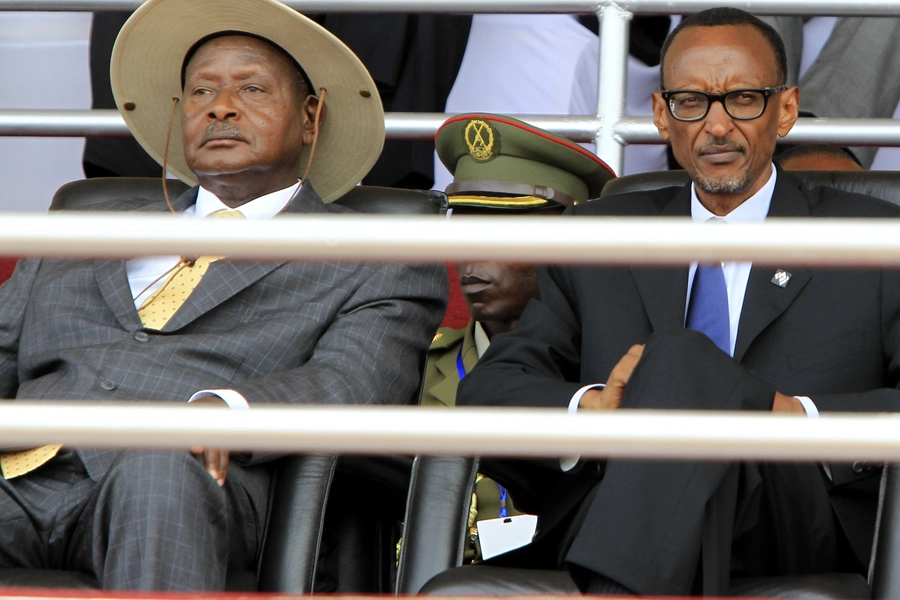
top-left (771, 269), bottom-right (792, 288)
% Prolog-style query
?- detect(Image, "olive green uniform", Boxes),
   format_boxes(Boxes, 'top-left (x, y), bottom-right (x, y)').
top-left (422, 322), bottom-right (522, 561)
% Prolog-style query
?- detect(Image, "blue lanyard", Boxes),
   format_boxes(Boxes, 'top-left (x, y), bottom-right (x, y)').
top-left (456, 345), bottom-right (467, 381)
top-left (457, 344), bottom-right (508, 518)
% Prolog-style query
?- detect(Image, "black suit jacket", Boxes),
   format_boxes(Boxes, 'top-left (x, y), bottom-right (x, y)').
top-left (458, 168), bottom-right (900, 567)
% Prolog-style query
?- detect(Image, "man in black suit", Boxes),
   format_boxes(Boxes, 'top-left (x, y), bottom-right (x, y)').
top-left (458, 7), bottom-right (900, 596)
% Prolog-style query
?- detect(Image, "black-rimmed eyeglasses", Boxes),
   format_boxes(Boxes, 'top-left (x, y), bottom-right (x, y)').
top-left (660, 86), bottom-right (788, 122)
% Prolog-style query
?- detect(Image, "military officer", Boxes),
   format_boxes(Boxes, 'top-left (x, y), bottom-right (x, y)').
top-left (421, 113), bottom-right (614, 560)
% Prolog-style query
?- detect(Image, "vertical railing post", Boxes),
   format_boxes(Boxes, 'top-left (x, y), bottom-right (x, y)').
top-left (595, 1), bottom-right (631, 176)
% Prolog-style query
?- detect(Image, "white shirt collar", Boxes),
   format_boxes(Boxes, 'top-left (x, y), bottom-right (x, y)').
top-left (690, 164), bottom-right (776, 223)
top-left (474, 321), bottom-right (491, 359)
top-left (193, 180), bottom-right (302, 219)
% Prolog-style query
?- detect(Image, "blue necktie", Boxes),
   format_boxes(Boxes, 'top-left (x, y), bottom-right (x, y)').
top-left (686, 263), bottom-right (730, 355)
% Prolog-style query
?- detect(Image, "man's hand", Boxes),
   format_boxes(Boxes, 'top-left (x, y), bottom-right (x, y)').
top-left (188, 395), bottom-right (230, 485)
top-left (190, 446), bottom-right (229, 486)
top-left (772, 391), bottom-right (805, 414)
top-left (579, 344), bottom-right (645, 410)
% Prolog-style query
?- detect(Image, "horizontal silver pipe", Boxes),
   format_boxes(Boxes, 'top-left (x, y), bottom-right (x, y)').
top-left (1, 403), bottom-right (899, 462)
top-left (5, 111), bottom-right (900, 147)
top-left (0, 109), bottom-right (130, 138)
top-left (617, 118), bottom-right (900, 147)
top-left (0, 110), bottom-right (603, 142)
top-left (4, 0), bottom-right (900, 16)
top-left (386, 113), bottom-right (605, 141)
top-left (3, 213), bottom-right (900, 266)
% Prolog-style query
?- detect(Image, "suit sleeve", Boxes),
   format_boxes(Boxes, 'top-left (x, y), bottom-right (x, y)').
top-left (0, 258), bottom-right (40, 399)
top-left (457, 263), bottom-right (586, 410)
top-left (811, 267), bottom-right (900, 413)
top-left (232, 262), bottom-right (447, 408)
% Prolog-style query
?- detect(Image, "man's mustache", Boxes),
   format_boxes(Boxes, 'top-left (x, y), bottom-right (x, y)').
top-left (697, 139), bottom-right (745, 156)
top-left (201, 124), bottom-right (244, 145)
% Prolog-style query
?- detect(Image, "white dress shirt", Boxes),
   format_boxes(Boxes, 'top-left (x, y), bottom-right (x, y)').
top-left (474, 321), bottom-right (491, 359)
top-left (125, 180), bottom-right (301, 408)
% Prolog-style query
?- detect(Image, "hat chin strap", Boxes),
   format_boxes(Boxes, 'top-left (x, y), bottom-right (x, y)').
top-left (300, 88), bottom-right (327, 185)
top-left (159, 97), bottom-right (199, 268)
top-left (162, 96), bottom-right (181, 216)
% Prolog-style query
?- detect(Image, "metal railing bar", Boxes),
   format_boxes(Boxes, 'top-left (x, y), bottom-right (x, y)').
top-left (5, 111), bottom-right (900, 147)
top-left (1, 403), bottom-right (899, 462)
top-left (4, 0), bottom-right (900, 16)
top-left (594, 4), bottom-right (629, 174)
top-left (1, 213), bottom-right (900, 266)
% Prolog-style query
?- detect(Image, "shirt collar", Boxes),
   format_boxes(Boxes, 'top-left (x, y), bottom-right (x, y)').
top-left (690, 163), bottom-right (775, 223)
top-left (193, 180), bottom-right (302, 219)
top-left (474, 321), bottom-right (491, 359)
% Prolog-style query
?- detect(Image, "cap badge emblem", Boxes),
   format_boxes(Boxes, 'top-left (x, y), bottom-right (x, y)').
top-left (464, 119), bottom-right (497, 162)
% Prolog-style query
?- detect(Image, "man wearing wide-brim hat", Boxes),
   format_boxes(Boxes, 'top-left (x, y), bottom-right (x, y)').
top-left (421, 114), bottom-right (614, 561)
top-left (0, 0), bottom-right (445, 590)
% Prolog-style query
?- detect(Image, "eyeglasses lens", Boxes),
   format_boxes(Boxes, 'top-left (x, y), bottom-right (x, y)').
top-left (668, 90), bottom-right (766, 120)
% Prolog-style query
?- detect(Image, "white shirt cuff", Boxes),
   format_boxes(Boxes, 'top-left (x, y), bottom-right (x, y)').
top-left (560, 383), bottom-right (605, 471)
top-left (794, 395), bottom-right (819, 418)
top-left (793, 395), bottom-right (832, 479)
top-left (189, 389), bottom-right (251, 410)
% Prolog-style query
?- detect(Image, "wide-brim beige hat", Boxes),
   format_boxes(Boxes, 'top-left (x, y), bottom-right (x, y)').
top-left (110, 0), bottom-right (384, 203)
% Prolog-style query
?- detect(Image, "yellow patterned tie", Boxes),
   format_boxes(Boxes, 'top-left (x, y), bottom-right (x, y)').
top-left (0, 210), bottom-right (244, 479)
top-left (137, 209), bottom-right (244, 330)
top-left (0, 444), bottom-right (63, 479)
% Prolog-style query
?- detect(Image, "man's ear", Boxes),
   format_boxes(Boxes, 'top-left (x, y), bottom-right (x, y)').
top-left (301, 94), bottom-right (325, 146)
top-left (776, 86), bottom-right (800, 138)
top-left (651, 91), bottom-right (671, 142)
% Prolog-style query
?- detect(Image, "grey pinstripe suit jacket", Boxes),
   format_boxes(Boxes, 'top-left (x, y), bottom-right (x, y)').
top-left (0, 183), bottom-right (448, 480)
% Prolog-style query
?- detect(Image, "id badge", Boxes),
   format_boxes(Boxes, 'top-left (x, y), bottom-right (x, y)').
top-left (475, 514), bottom-right (538, 560)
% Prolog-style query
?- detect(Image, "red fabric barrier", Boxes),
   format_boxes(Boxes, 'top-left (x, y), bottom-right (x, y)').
top-left (441, 263), bottom-right (470, 330)
top-left (0, 258), bottom-right (18, 285)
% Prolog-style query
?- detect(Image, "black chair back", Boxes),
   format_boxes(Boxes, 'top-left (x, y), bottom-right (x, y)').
top-left (600, 169), bottom-right (900, 206)
top-left (51, 178), bottom-right (448, 214)
top-left (51, 177), bottom-right (191, 211)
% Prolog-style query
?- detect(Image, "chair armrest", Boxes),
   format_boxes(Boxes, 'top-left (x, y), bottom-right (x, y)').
top-left (256, 453), bottom-right (338, 593)
top-left (395, 455), bottom-right (479, 594)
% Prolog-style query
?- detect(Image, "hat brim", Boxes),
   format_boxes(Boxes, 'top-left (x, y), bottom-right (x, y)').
top-left (111, 0), bottom-right (384, 203)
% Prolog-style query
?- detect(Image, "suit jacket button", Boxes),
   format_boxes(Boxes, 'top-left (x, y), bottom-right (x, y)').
top-left (100, 379), bottom-right (116, 391)
top-left (852, 461), bottom-right (864, 474)
top-left (133, 331), bottom-right (150, 343)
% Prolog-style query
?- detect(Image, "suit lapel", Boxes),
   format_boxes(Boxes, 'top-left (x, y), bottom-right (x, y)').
top-left (93, 188), bottom-right (199, 331)
top-left (629, 185), bottom-right (691, 333)
top-left (428, 324), bottom-right (475, 408)
top-left (95, 260), bottom-right (143, 330)
top-left (734, 170), bottom-right (813, 361)
top-left (161, 182), bottom-right (327, 332)
top-left (161, 260), bottom-right (284, 331)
